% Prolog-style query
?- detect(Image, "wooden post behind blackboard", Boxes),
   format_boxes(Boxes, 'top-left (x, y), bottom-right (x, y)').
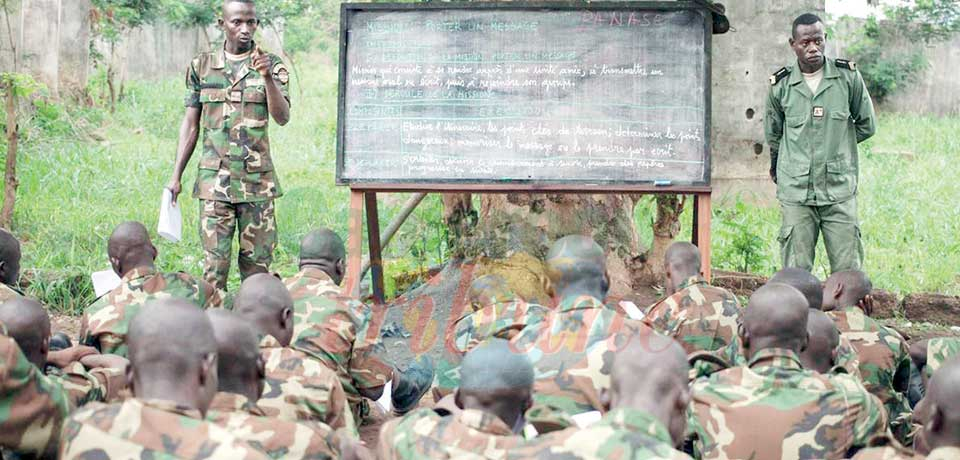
top-left (342, 189), bottom-right (713, 304)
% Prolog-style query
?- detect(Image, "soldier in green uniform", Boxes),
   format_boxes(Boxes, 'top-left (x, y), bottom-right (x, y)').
top-left (765, 13), bottom-right (876, 273)
top-left (166, 0), bottom-right (291, 290)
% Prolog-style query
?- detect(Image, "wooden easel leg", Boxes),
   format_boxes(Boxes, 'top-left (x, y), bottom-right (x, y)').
top-left (365, 192), bottom-right (385, 304)
top-left (694, 193), bottom-right (712, 282)
top-left (342, 190), bottom-right (365, 298)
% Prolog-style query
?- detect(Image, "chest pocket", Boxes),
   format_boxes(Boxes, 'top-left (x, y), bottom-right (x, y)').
top-left (243, 87), bottom-right (268, 128)
top-left (241, 86), bottom-right (272, 173)
top-left (199, 88), bottom-right (227, 130)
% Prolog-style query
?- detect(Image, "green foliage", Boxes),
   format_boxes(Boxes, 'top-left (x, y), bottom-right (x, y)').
top-left (0, 72), bottom-right (45, 98)
top-left (90, 0), bottom-right (160, 44)
top-left (713, 199), bottom-right (769, 274)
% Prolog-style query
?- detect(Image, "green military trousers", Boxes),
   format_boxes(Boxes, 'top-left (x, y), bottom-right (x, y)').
top-left (779, 197), bottom-right (863, 273)
top-left (199, 199), bottom-right (278, 290)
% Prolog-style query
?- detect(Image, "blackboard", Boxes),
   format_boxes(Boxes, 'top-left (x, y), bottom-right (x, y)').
top-left (336, 2), bottom-right (712, 189)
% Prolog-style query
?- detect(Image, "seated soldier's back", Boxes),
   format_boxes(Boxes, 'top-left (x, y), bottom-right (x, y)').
top-left (60, 398), bottom-right (269, 459)
top-left (689, 348), bottom-right (887, 460)
top-left (644, 276), bottom-right (741, 354)
top-left (80, 267), bottom-right (221, 356)
top-left (378, 407), bottom-right (524, 460)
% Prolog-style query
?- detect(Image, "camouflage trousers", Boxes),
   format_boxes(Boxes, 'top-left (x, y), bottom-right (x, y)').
top-left (199, 199), bottom-right (277, 290)
top-left (779, 197), bottom-right (863, 273)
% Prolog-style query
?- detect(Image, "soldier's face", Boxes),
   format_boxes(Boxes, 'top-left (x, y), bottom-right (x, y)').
top-left (220, 2), bottom-right (258, 49)
top-left (790, 22), bottom-right (826, 69)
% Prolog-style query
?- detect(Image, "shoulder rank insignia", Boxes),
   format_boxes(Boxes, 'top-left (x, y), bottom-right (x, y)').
top-left (835, 58), bottom-right (857, 70)
top-left (770, 67), bottom-right (790, 85)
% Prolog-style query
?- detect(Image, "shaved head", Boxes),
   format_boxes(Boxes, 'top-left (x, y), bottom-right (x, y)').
top-left (822, 270), bottom-right (872, 311)
top-left (298, 228), bottom-right (346, 284)
top-left (0, 298), bottom-right (50, 368)
top-left (468, 275), bottom-right (515, 311)
top-left (664, 242), bottom-right (702, 295)
top-left (128, 299), bottom-right (218, 413)
top-left (611, 334), bottom-right (690, 445)
top-left (207, 309), bottom-right (264, 402)
top-left (0, 229), bottom-right (21, 286)
top-left (743, 283), bottom-right (809, 357)
top-left (799, 310), bottom-right (839, 374)
top-left (925, 358), bottom-right (960, 449)
top-left (770, 267), bottom-right (823, 310)
top-left (545, 235), bottom-right (608, 301)
top-left (107, 221), bottom-right (156, 277)
top-left (457, 338), bottom-right (533, 430)
top-left (234, 273), bottom-right (294, 346)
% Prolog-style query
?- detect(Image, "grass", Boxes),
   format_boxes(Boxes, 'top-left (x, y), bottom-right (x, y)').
top-left (3, 50), bottom-right (959, 312)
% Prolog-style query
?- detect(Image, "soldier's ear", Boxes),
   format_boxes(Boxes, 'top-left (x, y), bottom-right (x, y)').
top-left (929, 404), bottom-right (944, 434)
top-left (125, 362), bottom-right (135, 393)
top-left (335, 258), bottom-right (345, 278)
top-left (800, 332), bottom-right (809, 353)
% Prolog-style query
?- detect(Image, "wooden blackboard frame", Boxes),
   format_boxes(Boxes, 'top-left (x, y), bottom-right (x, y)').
top-left (335, 1), bottom-right (714, 191)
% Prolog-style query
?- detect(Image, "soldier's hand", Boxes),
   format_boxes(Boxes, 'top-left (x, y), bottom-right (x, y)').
top-left (47, 345), bottom-right (100, 368)
top-left (166, 178), bottom-right (181, 204)
top-left (80, 353), bottom-right (129, 371)
top-left (858, 294), bottom-right (874, 317)
top-left (252, 47), bottom-right (272, 79)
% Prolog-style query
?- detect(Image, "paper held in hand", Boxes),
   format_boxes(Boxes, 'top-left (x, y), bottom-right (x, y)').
top-left (91, 269), bottom-right (122, 297)
top-left (157, 188), bottom-right (182, 242)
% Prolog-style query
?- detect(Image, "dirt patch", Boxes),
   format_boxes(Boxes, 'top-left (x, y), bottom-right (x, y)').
top-left (51, 314), bottom-right (81, 340)
top-left (871, 289), bottom-right (900, 319)
top-left (903, 293), bottom-right (960, 325)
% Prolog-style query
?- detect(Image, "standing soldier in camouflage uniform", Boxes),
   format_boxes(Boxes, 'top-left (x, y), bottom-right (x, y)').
top-left (205, 309), bottom-right (366, 459)
top-left (509, 235), bottom-right (654, 428)
top-left (378, 338), bottom-right (530, 460)
top-left (283, 229), bottom-right (431, 420)
top-left (823, 270), bottom-right (912, 442)
top-left (643, 242), bottom-right (741, 354)
top-left (765, 13), bottom-right (876, 273)
top-left (60, 300), bottom-right (270, 459)
top-left (232, 274), bottom-right (357, 435)
top-left (0, 299), bottom-right (127, 408)
top-left (688, 283), bottom-right (887, 459)
top-left (166, 0), bottom-right (291, 290)
top-left (0, 325), bottom-right (70, 458)
top-left (509, 334), bottom-right (693, 460)
top-left (80, 222), bottom-right (222, 357)
top-left (0, 230), bottom-right (23, 302)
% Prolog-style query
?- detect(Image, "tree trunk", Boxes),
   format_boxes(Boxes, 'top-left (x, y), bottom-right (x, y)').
top-left (2, 86), bottom-right (19, 229)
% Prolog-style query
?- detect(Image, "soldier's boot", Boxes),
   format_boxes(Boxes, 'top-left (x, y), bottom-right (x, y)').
top-left (391, 355), bottom-right (435, 416)
top-left (49, 332), bottom-right (72, 351)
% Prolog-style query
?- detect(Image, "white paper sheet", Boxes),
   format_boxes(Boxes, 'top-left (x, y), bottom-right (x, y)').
top-left (571, 410), bottom-right (602, 428)
top-left (91, 269), bottom-right (122, 297)
top-left (619, 300), bottom-right (645, 320)
top-left (376, 380), bottom-right (392, 412)
top-left (157, 188), bottom-right (182, 243)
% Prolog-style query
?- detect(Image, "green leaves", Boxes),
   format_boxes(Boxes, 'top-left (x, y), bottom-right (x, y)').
top-left (0, 72), bottom-right (45, 98)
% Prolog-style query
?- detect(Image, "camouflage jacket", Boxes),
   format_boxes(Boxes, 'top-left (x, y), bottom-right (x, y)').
top-left (48, 361), bottom-right (126, 408)
top-left (695, 330), bottom-right (862, 380)
top-left (0, 282), bottom-right (23, 303)
top-left (80, 266), bottom-right (222, 357)
top-left (257, 335), bottom-right (357, 437)
top-left (0, 333), bottom-right (70, 457)
top-left (283, 268), bottom-right (391, 409)
top-left (510, 295), bottom-right (654, 421)
top-left (828, 306), bottom-right (912, 436)
top-left (850, 434), bottom-right (923, 460)
top-left (688, 348), bottom-right (887, 459)
top-left (923, 337), bottom-right (960, 380)
top-left (437, 299), bottom-right (551, 395)
top-left (59, 397), bottom-right (269, 459)
top-left (643, 275), bottom-right (741, 354)
top-left (508, 407), bottom-right (692, 459)
top-left (186, 41), bottom-right (289, 203)
top-left (206, 391), bottom-right (341, 459)
top-left (378, 407), bottom-right (523, 459)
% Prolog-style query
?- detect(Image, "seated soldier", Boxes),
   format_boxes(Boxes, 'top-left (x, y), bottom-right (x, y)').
top-left (59, 299), bottom-right (269, 459)
top-left (912, 358), bottom-right (960, 460)
top-left (823, 270), bottom-right (912, 442)
top-left (0, 324), bottom-right (70, 459)
top-left (436, 274), bottom-right (549, 397)
top-left (282, 229), bottom-right (432, 420)
top-left (80, 221), bottom-right (222, 356)
top-left (233, 273), bottom-right (356, 434)
top-left (509, 235), bottom-right (655, 429)
top-left (0, 298), bottom-right (127, 408)
top-left (205, 309), bottom-right (368, 459)
top-left (699, 267), bottom-right (861, 379)
top-left (509, 334), bottom-right (693, 459)
top-left (378, 338), bottom-right (530, 460)
top-left (688, 283), bottom-right (886, 459)
top-left (799, 309), bottom-right (842, 374)
top-left (911, 337), bottom-right (960, 389)
top-left (0, 229), bottom-right (23, 302)
top-left (643, 242), bottom-right (740, 354)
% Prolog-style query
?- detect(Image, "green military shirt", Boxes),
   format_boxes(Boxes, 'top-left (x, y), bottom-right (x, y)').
top-left (764, 58), bottom-right (876, 206)
top-left (185, 42), bottom-right (289, 203)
